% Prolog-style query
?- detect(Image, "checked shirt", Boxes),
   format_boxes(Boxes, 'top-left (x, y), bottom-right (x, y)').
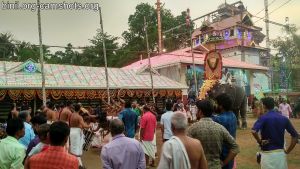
top-left (188, 118), bottom-right (239, 169)
top-left (29, 146), bottom-right (78, 169)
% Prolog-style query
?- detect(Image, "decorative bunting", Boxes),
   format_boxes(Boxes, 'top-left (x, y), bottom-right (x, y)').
top-left (86, 90), bottom-right (97, 100)
top-left (8, 90), bottom-right (22, 100)
top-left (75, 90), bottom-right (86, 99)
top-left (1, 89), bottom-right (182, 101)
top-left (51, 90), bottom-right (62, 100)
top-left (0, 90), bottom-right (7, 101)
top-left (117, 89), bottom-right (126, 98)
top-left (175, 90), bottom-right (182, 97)
top-left (64, 90), bottom-right (74, 99)
top-left (37, 90), bottom-right (49, 100)
top-left (126, 89), bottom-right (135, 97)
top-left (153, 90), bottom-right (159, 97)
top-left (159, 90), bottom-right (167, 97)
top-left (167, 90), bottom-right (174, 97)
top-left (102, 91), bottom-right (108, 99)
top-left (23, 90), bottom-right (35, 100)
top-left (97, 90), bottom-right (104, 98)
top-left (110, 90), bottom-right (116, 98)
top-left (144, 90), bottom-right (152, 97)
top-left (136, 90), bottom-right (143, 98)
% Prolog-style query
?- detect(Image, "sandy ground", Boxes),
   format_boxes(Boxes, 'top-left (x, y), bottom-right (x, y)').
top-left (82, 117), bottom-right (300, 169)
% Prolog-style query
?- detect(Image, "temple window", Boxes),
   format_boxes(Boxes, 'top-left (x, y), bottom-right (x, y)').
top-left (230, 29), bottom-right (234, 36)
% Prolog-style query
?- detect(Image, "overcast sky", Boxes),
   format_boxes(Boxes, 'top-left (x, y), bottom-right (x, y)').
top-left (0, 0), bottom-right (299, 50)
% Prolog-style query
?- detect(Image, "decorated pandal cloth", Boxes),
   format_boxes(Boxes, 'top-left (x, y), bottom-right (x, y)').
top-left (0, 89), bottom-right (182, 101)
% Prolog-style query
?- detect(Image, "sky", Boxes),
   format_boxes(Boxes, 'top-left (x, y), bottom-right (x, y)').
top-left (0, 0), bottom-right (299, 50)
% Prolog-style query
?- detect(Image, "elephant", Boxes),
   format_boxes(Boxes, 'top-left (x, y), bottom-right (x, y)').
top-left (208, 83), bottom-right (247, 129)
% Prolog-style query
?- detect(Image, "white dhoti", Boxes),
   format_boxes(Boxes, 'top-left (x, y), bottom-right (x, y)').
top-left (69, 128), bottom-right (85, 156)
top-left (261, 150), bottom-right (287, 169)
top-left (141, 141), bottom-right (156, 159)
top-left (157, 136), bottom-right (191, 169)
top-left (152, 132), bottom-right (157, 154)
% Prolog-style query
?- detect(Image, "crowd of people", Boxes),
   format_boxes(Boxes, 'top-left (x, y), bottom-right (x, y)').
top-left (0, 94), bottom-right (299, 169)
top-left (251, 96), bottom-right (300, 119)
top-left (0, 100), bottom-right (103, 169)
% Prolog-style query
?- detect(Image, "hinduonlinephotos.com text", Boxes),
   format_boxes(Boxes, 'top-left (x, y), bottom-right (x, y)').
top-left (1, 1), bottom-right (100, 12)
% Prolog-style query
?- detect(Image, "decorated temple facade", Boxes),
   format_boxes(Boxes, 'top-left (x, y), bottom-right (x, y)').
top-left (123, 47), bottom-right (269, 101)
top-left (0, 59), bottom-right (187, 121)
top-left (192, 2), bottom-right (267, 66)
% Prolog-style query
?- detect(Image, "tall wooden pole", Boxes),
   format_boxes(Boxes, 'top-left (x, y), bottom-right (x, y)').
top-left (187, 8), bottom-right (198, 97)
top-left (156, 0), bottom-right (162, 53)
top-left (144, 16), bottom-right (156, 103)
top-left (37, 0), bottom-right (46, 106)
top-left (99, 8), bottom-right (110, 104)
top-left (264, 0), bottom-right (272, 91)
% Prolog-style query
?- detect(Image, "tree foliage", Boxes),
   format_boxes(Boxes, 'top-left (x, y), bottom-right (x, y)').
top-left (271, 26), bottom-right (300, 91)
top-left (271, 26), bottom-right (300, 69)
top-left (0, 3), bottom-right (193, 67)
top-left (0, 33), bottom-right (15, 60)
top-left (82, 30), bottom-right (119, 67)
top-left (120, 3), bottom-right (193, 66)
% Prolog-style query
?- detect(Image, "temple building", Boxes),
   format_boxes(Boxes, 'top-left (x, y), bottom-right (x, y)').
top-left (124, 2), bottom-right (270, 101)
top-left (123, 47), bottom-right (269, 101)
top-left (192, 2), bottom-right (267, 66)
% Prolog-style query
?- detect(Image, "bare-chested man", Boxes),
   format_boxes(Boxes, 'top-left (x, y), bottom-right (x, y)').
top-left (43, 101), bottom-right (57, 124)
top-left (69, 103), bottom-right (90, 168)
top-left (158, 112), bottom-right (208, 169)
top-left (58, 101), bottom-right (73, 123)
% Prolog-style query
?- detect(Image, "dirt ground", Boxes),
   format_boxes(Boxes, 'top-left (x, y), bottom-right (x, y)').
top-left (82, 117), bottom-right (300, 169)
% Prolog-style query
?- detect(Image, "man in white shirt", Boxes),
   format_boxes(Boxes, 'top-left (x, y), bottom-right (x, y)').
top-left (279, 99), bottom-right (292, 119)
top-left (160, 101), bottom-right (174, 142)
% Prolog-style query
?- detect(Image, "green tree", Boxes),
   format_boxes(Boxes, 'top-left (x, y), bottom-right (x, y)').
top-left (119, 3), bottom-right (194, 67)
top-left (0, 33), bottom-right (15, 60)
top-left (271, 26), bottom-right (300, 91)
top-left (164, 11), bottom-right (193, 51)
top-left (14, 41), bottom-right (50, 62)
top-left (81, 30), bottom-right (119, 67)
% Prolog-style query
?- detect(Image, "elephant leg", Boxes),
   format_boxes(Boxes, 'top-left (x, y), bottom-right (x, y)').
top-left (233, 109), bottom-right (241, 129)
top-left (240, 96), bottom-right (247, 129)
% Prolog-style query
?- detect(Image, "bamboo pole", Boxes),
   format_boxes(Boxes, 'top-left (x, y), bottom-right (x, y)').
top-left (144, 16), bottom-right (156, 103)
top-left (37, 0), bottom-right (46, 106)
top-left (99, 8), bottom-right (110, 104)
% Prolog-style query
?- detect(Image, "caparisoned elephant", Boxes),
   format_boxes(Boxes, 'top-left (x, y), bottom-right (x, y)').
top-left (208, 83), bottom-right (247, 129)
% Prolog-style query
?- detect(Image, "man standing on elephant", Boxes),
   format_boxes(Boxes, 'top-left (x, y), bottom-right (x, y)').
top-left (213, 93), bottom-right (237, 169)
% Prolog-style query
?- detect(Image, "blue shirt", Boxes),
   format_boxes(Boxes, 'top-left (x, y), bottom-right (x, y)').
top-left (213, 112), bottom-right (237, 169)
top-left (118, 108), bottom-right (138, 138)
top-left (19, 122), bottom-right (35, 148)
top-left (252, 110), bottom-right (299, 151)
top-left (213, 112), bottom-right (237, 138)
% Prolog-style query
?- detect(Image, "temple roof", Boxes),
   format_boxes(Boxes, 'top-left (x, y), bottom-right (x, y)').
top-left (123, 48), bottom-right (268, 71)
top-left (193, 13), bottom-right (262, 38)
top-left (0, 60), bottom-right (187, 89)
